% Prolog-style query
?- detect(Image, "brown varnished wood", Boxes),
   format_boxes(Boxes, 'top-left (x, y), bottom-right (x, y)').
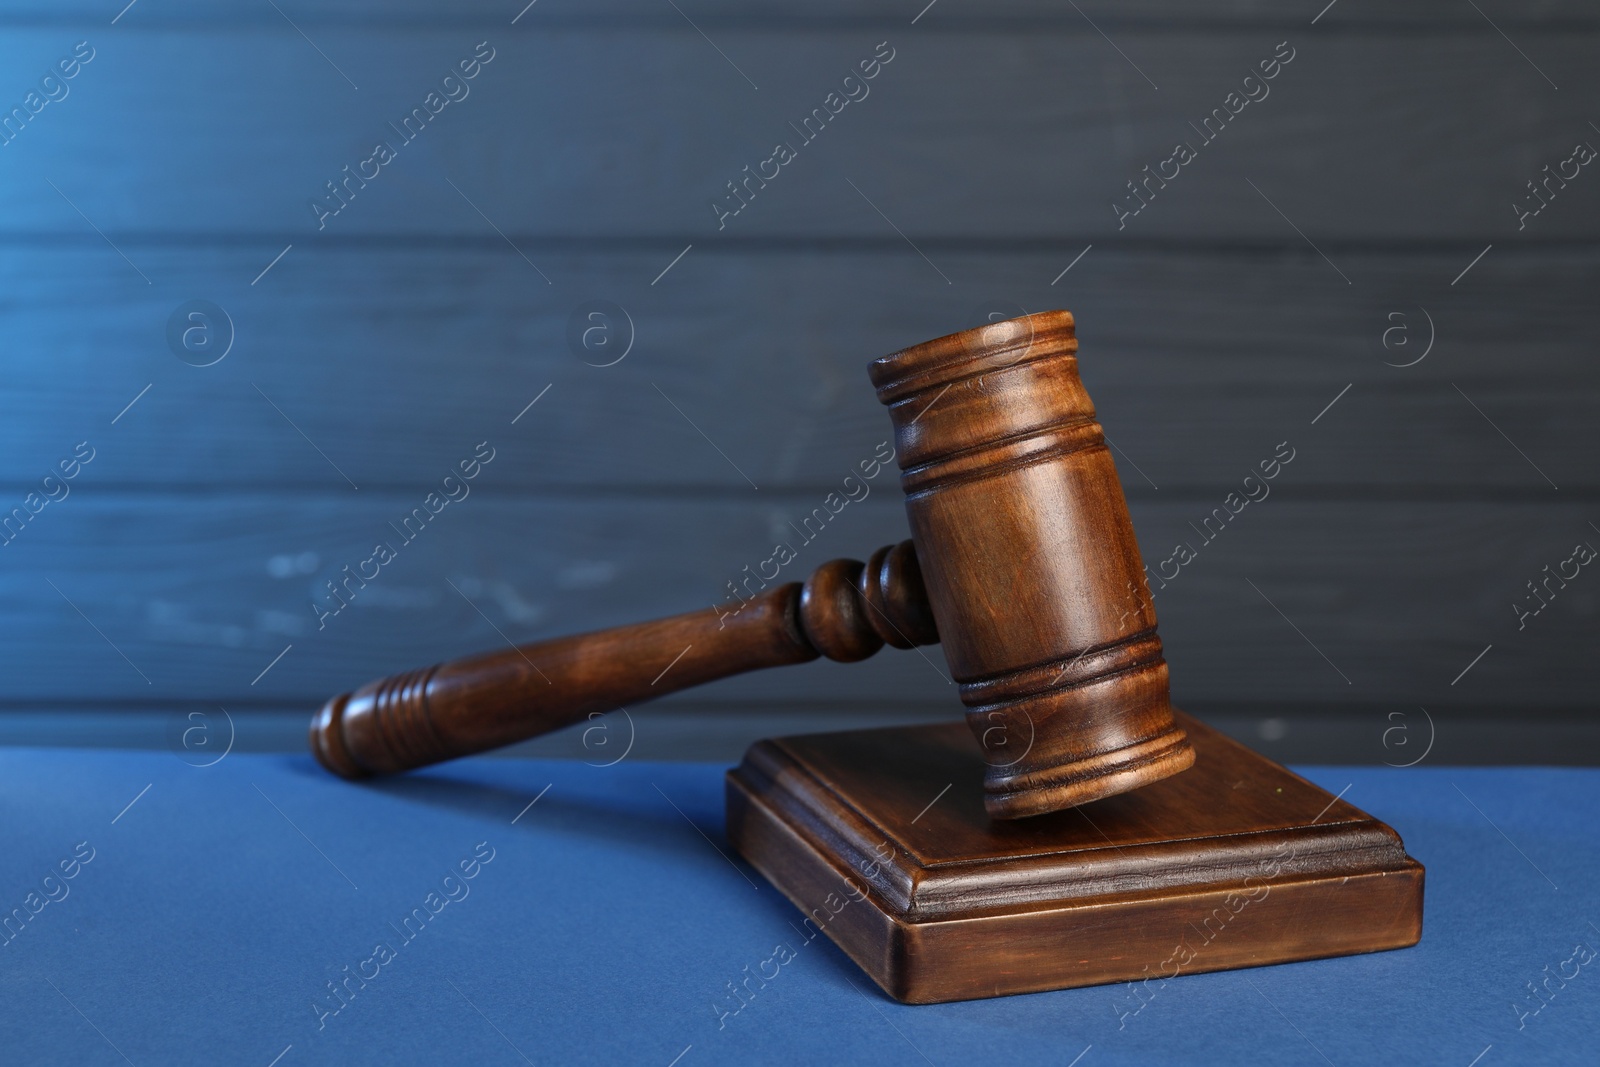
top-left (313, 310), bottom-right (1193, 818)
top-left (872, 311), bottom-right (1191, 816)
top-left (310, 540), bottom-right (936, 777)
top-left (725, 712), bottom-right (1425, 1003)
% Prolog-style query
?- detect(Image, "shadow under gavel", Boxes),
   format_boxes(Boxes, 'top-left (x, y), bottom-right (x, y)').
top-left (311, 310), bottom-right (1194, 819)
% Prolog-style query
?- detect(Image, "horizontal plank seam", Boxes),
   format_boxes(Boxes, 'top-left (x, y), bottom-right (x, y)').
top-left (1, 15), bottom-right (1596, 32)
top-left (6, 234), bottom-right (1600, 255)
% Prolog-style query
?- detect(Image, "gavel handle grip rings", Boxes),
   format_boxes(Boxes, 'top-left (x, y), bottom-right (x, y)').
top-left (309, 541), bottom-right (937, 779)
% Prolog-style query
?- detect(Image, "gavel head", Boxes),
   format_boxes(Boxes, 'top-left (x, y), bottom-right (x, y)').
top-left (871, 309), bottom-right (1193, 818)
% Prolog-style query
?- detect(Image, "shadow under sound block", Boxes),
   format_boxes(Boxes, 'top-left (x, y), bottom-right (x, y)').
top-left (726, 711), bottom-right (1423, 1004)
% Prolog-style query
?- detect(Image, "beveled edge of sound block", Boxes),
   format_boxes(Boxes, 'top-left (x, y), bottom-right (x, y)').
top-left (725, 711), bottom-right (1424, 1004)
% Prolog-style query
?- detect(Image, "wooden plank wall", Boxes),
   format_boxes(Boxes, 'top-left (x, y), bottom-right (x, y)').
top-left (2, 1), bottom-right (1596, 759)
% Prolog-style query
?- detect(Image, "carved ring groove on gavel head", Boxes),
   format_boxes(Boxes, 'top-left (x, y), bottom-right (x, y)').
top-left (309, 309), bottom-right (1192, 819)
top-left (870, 309), bottom-right (1193, 817)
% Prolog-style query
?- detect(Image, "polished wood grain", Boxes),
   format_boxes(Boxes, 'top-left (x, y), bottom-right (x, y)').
top-left (311, 541), bottom-right (937, 777)
top-left (315, 311), bottom-right (1200, 818)
top-left (726, 711), bottom-right (1425, 1003)
top-left (873, 311), bottom-right (1193, 815)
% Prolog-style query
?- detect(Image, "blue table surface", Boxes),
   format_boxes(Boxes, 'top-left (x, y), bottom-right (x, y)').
top-left (1, 744), bottom-right (1595, 1066)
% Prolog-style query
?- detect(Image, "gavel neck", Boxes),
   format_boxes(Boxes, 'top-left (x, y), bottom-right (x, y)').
top-left (796, 539), bottom-right (939, 662)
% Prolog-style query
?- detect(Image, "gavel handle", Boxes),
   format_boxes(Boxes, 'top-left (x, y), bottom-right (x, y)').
top-left (310, 540), bottom-right (938, 778)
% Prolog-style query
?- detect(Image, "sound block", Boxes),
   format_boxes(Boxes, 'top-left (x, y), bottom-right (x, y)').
top-left (726, 712), bottom-right (1423, 1004)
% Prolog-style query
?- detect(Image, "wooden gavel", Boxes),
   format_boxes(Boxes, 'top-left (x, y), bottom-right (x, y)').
top-left (311, 310), bottom-right (1194, 818)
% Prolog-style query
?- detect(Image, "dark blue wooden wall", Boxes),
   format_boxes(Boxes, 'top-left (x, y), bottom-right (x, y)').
top-left (3, 0), bottom-right (1596, 761)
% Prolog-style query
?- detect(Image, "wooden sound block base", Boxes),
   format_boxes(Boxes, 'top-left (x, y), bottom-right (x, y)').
top-left (726, 712), bottom-right (1423, 1004)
